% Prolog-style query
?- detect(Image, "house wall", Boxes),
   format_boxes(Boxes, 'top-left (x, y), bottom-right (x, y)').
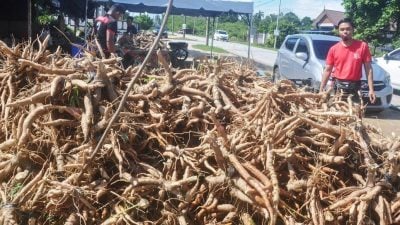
top-left (314, 15), bottom-right (335, 31)
top-left (320, 16), bottom-right (332, 24)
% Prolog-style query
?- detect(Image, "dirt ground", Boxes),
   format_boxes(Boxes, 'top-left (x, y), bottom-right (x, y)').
top-left (364, 108), bottom-right (400, 137)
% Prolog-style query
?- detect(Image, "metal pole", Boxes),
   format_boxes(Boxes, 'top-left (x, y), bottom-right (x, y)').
top-left (28, 0), bottom-right (32, 40)
top-left (206, 17), bottom-right (210, 46)
top-left (74, 18), bottom-right (78, 37)
top-left (210, 17), bottom-right (215, 58)
top-left (84, 0), bottom-right (89, 41)
top-left (183, 15), bottom-right (186, 38)
top-left (247, 14), bottom-right (252, 59)
top-left (273, 0), bottom-right (282, 49)
top-left (172, 15), bottom-right (174, 34)
top-left (193, 17), bottom-right (196, 35)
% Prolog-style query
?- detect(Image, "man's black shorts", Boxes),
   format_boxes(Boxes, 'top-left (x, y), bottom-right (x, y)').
top-left (334, 80), bottom-right (361, 103)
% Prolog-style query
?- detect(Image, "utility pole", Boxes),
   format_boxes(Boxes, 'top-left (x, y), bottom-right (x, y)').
top-left (273, 0), bottom-right (282, 49)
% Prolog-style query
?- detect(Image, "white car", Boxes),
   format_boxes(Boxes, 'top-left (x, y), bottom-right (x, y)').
top-left (273, 33), bottom-right (393, 111)
top-left (376, 48), bottom-right (400, 90)
top-left (214, 30), bottom-right (229, 41)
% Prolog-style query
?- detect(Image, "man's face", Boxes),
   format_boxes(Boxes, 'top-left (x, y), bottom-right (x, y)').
top-left (114, 11), bottom-right (122, 20)
top-left (338, 22), bottom-right (353, 41)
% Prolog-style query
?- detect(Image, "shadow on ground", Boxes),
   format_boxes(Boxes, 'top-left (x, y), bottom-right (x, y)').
top-left (364, 107), bottom-right (400, 120)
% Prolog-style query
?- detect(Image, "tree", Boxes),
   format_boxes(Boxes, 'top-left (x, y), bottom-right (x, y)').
top-left (59, 0), bottom-right (95, 19)
top-left (167, 16), bottom-right (207, 35)
top-left (269, 12), bottom-right (301, 47)
top-left (393, 37), bottom-right (400, 49)
top-left (342, 0), bottom-right (400, 47)
top-left (218, 12), bottom-right (239, 23)
top-left (301, 17), bottom-right (313, 30)
top-left (253, 10), bottom-right (264, 32)
top-left (258, 15), bottom-right (273, 33)
top-left (35, 0), bottom-right (57, 27)
top-left (282, 12), bottom-right (301, 26)
top-left (134, 15), bottom-right (154, 30)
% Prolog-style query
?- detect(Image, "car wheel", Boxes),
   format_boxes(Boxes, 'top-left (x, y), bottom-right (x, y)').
top-left (272, 66), bottom-right (280, 83)
top-left (173, 48), bottom-right (188, 62)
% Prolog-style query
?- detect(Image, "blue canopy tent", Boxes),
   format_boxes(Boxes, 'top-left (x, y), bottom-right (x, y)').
top-left (93, 0), bottom-right (254, 58)
top-left (94, 0), bottom-right (253, 17)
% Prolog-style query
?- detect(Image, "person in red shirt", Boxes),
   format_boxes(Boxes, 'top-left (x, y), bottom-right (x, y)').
top-left (319, 18), bottom-right (376, 104)
top-left (95, 4), bottom-right (125, 57)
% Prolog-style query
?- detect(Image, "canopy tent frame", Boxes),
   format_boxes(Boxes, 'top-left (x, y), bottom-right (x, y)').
top-left (93, 0), bottom-right (254, 59)
top-left (94, 0), bottom-right (253, 17)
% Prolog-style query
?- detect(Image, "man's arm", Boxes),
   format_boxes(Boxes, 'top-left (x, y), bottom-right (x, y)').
top-left (319, 64), bottom-right (333, 92)
top-left (364, 61), bottom-right (376, 103)
top-left (106, 30), bottom-right (116, 53)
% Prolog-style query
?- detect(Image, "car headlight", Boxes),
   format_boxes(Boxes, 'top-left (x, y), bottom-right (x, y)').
top-left (384, 73), bottom-right (391, 86)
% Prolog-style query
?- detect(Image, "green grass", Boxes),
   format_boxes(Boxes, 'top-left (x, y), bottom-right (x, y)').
top-left (192, 44), bottom-right (228, 53)
top-left (10, 183), bottom-right (23, 198)
top-left (252, 43), bottom-right (277, 51)
top-left (167, 34), bottom-right (198, 41)
top-left (190, 35), bottom-right (277, 51)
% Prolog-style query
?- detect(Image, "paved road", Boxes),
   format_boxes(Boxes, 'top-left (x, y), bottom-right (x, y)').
top-left (364, 99), bottom-right (400, 136)
top-left (170, 34), bottom-right (400, 136)
top-left (171, 34), bottom-right (277, 71)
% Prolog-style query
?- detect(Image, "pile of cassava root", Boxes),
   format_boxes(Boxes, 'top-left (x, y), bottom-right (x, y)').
top-left (133, 32), bottom-right (167, 50)
top-left (0, 36), bottom-right (400, 225)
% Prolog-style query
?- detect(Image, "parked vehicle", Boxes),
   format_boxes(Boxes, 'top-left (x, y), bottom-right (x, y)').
top-left (168, 42), bottom-right (189, 66)
top-left (214, 30), bottom-right (229, 41)
top-left (120, 41), bottom-right (188, 68)
top-left (376, 48), bottom-right (400, 91)
top-left (178, 29), bottom-right (193, 34)
top-left (152, 26), bottom-right (168, 38)
top-left (273, 33), bottom-right (393, 111)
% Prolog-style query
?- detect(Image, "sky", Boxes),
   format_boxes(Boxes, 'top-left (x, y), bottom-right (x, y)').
top-left (252, 0), bottom-right (345, 19)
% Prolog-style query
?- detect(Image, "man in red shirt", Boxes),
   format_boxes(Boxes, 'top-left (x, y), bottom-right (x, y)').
top-left (319, 18), bottom-right (376, 104)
